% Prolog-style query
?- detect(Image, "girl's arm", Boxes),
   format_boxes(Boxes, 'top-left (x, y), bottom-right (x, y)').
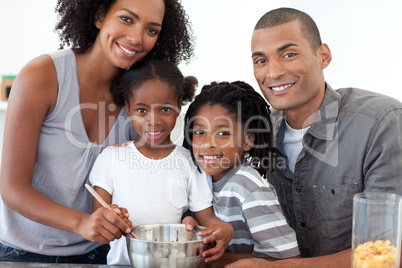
top-left (91, 186), bottom-right (113, 212)
top-left (194, 207), bottom-right (234, 263)
top-left (0, 55), bottom-right (131, 244)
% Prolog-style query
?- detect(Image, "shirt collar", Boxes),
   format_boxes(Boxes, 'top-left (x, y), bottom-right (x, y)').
top-left (212, 165), bottom-right (241, 192)
top-left (308, 83), bottom-right (341, 141)
top-left (273, 83), bottom-right (341, 142)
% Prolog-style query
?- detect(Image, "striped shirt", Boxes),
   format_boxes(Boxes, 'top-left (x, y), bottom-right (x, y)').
top-left (212, 165), bottom-right (300, 258)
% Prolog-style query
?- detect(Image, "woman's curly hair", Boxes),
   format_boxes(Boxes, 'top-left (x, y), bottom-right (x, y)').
top-left (54, 0), bottom-right (194, 65)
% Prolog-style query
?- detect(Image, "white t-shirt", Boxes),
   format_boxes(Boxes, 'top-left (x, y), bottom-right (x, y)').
top-left (283, 121), bottom-right (310, 173)
top-left (89, 143), bottom-right (212, 265)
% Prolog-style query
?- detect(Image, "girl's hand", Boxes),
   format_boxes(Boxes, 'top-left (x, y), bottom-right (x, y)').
top-left (197, 222), bottom-right (234, 263)
top-left (78, 207), bottom-right (133, 244)
top-left (182, 216), bottom-right (199, 231)
top-left (109, 204), bottom-right (130, 218)
top-left (109, 204), bottom-right (133, 229)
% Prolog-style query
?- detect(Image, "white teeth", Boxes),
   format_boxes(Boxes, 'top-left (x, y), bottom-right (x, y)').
top-left (148, 131), bottom-right (162, 136)
top-left (271, 83), bottom-right (294, 92)
top-left (118, 44), bottom-right (136, 55)
top-left (203, 155), bottom-right (221, 160)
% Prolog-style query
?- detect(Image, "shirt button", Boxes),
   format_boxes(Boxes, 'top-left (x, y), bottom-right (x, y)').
top-left (296, 187), bottom-right (302, 193)
top-left (301, 222), bottom-right (306, 227)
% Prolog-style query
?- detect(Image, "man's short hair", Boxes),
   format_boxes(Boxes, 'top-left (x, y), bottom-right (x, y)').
top-left (255, 7), bottom-right (322, 52)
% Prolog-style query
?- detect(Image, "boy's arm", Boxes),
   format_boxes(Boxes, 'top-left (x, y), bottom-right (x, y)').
top-left (243, 186), bottom-right (300, 259)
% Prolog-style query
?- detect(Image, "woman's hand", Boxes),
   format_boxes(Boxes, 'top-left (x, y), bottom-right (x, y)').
top-left (77, 206), bottom-right (133, 244)
top-left (115, 140), bottom-right (132, 147)
top-left (198, 222), bottom-right (234, 263)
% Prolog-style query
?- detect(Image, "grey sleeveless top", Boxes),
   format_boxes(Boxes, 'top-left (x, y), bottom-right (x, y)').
top-left (0, 49), bottom-right (136, 256)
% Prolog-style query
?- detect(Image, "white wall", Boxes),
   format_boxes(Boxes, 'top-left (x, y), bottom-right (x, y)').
top-left (177, 0), bottom-right (402, 101)
top-left (0, 0), bottom-right (401, 147)
top-left (1, 0), bottom-right (401, 100)
top-left (0, 1), bottom-right (60, 76)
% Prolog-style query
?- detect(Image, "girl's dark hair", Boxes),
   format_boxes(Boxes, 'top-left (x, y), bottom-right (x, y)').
top-left (110, 60), bottom-right (197, 107)
top-left (54, 0), bottom-right (194, 65)
top-left (183, 81), bottom-right (276, 177)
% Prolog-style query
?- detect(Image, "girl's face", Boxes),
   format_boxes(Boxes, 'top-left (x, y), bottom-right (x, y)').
top-left (95, 0), bottom-right (165, 69)
top-left (126, 79), bottom-right (179, 150)
top-left (191, 104), bottom-right (253, 182)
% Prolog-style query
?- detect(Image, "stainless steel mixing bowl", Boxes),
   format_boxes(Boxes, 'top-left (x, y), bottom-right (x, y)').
top-left (126, 224), bottom-right (210, 268)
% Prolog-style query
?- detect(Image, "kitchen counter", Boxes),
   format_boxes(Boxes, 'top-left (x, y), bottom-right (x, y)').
top-left (0, 263), bottom-right (130, 268)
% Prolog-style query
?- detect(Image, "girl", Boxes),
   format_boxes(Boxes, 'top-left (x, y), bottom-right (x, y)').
top-left (89, 61), bottom-right (234, 265)
top-left (183, 81), bottom-right (300, 266)
top-left (0, 0), bottom-right (194, 264)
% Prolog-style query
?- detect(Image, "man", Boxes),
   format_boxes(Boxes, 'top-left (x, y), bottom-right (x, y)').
top-left (228, 7), bottom-right (402, 268)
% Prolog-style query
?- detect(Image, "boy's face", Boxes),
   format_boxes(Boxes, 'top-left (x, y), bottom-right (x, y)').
top-left (191, 104), bottom-right (252, 182)
top-left (251, 21), bottom-right (330, 117)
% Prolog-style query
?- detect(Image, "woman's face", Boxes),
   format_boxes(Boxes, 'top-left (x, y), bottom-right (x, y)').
top-left (96, 0), bottom-right (165, 69)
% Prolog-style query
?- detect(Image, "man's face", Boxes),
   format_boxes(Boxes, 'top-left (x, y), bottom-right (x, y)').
top-left (251, 21), bottom-right (330, 118)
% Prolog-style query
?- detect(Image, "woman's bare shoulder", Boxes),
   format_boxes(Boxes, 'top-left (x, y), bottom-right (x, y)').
top-left (10, 54), bottom-right (58, 115)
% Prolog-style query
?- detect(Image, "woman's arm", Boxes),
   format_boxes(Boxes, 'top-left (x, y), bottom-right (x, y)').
top-left (0, 55), bottom-right (131, 244)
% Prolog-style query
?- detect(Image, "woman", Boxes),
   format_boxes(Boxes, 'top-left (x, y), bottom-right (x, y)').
top-left (0, 0), bottom-right (193, 264)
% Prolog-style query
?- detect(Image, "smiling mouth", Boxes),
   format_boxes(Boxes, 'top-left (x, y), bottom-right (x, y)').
top-left (147, 130), bottom-right (163, 136)
top-left (117, 43), bottom-right (137, 55)
top-left (202, 155), bottom-right (222, 160)
top-left (199, 154), bottom-right (223, 164)
top-left (271, 83), bottom-right (294, 92)
top-left (145, 130), bottom-right (164, 141)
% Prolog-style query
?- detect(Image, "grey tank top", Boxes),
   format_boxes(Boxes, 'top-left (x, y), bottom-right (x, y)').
top-left (0, 49), bottom-right (136, 256)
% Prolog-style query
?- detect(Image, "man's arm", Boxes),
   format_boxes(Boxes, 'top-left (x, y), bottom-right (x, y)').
top-left (225, 249), bottom-right (351, 268)
top-left (208, 252), bottom-right (290, 268)
top-left (207, 252), bottom-right (254, 267)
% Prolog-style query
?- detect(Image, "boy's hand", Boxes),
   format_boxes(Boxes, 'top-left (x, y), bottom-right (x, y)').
top-left (197, 222), bottom-right (234, 263)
